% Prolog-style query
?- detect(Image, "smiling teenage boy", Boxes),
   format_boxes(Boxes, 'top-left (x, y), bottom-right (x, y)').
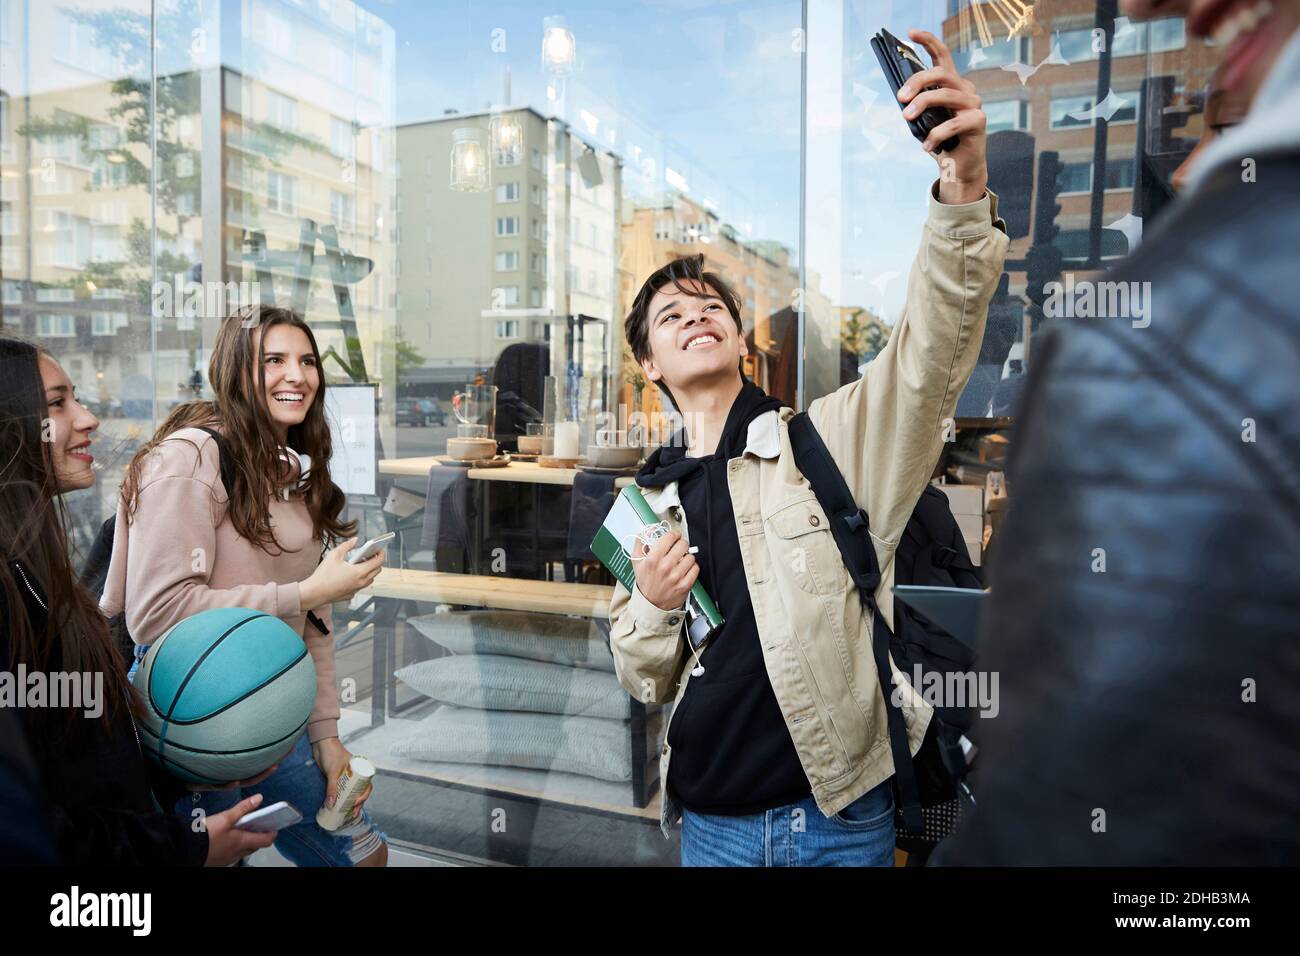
top-left (609, 30), bottom-right (1009, 867)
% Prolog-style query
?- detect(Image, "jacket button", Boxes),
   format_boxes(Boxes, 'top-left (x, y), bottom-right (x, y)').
top-left (668, 616), bottom-right (680, 627)
top-left (671, 507), bottom-right (682, 522)
top-left (809, 514), bottom-right (820, 526)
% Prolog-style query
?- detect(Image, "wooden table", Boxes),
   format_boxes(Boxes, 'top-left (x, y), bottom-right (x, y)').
top-left (378, 456), bottom-right (634, 488)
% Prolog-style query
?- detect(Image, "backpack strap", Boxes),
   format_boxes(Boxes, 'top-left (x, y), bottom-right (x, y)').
top-left (787, 412), bottom-right (925, 834)
top-left (195, 426), bottom-right (237, 494)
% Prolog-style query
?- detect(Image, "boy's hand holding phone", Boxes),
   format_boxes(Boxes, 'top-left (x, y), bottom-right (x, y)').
top-left (633, 531), bottom-right (700, 613)
top-left (895, 29), bottom-right (989, 205)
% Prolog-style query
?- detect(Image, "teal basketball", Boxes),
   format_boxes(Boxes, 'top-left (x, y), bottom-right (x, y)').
top-left (131, 607), bottom-right (316, 785)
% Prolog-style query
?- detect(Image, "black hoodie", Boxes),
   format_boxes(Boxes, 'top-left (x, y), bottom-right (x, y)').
top-left (2, 559), bottom-right (208, 865)
top-left (637, 380), bottom-right (811, 814)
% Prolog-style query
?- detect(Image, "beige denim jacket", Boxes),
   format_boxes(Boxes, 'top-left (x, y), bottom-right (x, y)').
top-left (609, 183), bottom-right (1009, 836)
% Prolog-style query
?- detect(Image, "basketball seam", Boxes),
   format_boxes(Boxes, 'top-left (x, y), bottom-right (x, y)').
top-left (159, 647), bottom-right (311, 726)
top-left (152, 611), bottom-right (269, 761)
top-left (137, 715), bottom-right (309, 756)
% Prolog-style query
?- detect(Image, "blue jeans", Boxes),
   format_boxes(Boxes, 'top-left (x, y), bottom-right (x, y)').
top-left (680, 781), bottom-right (896, 867)
top-left (179, 733), bottom-right (387, 867)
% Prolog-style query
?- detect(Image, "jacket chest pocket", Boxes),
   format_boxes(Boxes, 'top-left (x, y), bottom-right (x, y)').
top-left (766, 497), bottom-right (849, 596)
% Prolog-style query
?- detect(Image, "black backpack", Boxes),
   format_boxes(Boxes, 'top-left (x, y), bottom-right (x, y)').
top-left (81, 426), bottom-right (236, 668)
top-left (787, 412), bottom-right (982, 854)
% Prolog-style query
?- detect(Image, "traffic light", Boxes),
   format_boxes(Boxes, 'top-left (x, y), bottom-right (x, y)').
top-left (1025, 150), bottom-right (1065, 336)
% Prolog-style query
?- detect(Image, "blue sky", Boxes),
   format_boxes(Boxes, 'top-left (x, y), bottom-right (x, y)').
top-left (352, 0), bottom-right (962, 317)
top-left (356, 0), bottom-right (805, 259)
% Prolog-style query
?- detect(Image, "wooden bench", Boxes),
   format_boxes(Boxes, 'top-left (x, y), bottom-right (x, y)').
top-left (357, 568), bottom-right (658, 808)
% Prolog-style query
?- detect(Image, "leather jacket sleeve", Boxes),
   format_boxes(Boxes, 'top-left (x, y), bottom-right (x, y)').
top-left (934, 156), bottom-right (1300, 865)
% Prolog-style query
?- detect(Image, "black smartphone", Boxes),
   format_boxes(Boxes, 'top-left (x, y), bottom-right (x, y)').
top-left (870, 28), bottom-right (960, 154)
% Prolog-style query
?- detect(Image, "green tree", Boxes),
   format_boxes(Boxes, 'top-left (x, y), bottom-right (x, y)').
top-left (841, 307), bottom-right (888, 365)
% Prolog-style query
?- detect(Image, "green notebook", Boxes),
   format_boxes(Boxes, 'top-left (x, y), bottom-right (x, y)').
top-left (591, 484), bottom-right (724, 649)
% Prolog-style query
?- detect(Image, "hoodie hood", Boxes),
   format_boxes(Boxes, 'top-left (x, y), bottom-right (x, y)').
top-left (1185, 28), bottom-right (1300, 196)
top-left (637, 379), bottom-right (786, 489)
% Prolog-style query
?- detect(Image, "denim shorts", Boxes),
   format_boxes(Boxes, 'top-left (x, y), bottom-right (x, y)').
top-left (179, 732), bottom-right (387, 867)
top-left (679, 779), bottom-right (896, 867)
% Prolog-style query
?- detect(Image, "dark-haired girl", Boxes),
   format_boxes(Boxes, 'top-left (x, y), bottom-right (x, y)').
top-left (0, 336), bottom-right (275, 865)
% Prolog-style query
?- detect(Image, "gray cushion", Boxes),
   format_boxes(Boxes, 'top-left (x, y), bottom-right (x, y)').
top-left (408, 610), bottom-right (615, 673)
top-left (395, 654), bottom-right (632, 719)
top-left (390, 704), bottom-right (632, 782)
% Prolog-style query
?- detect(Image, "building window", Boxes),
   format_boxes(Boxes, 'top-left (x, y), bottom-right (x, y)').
top-left (1054, 228), bottom-right (1130, 261)
top-left (983, 100), bottom-right (1029, 133)
top-left (1104, 157), bottom-right (1137, 190)
top-left (1058, 161), bottom-right (1092, 194)
top-left (496, 147), bottom-right (520, 167)
top-left (492, 286), bottom-right (519, 307)
top-left (531, 184), bottom-right (542, 207)
top-left (529, 287), bottom-right (542, 308)
top-left (266, 90), bottom-right (297, 131)
top-left (0, 97), bottom-right (12, 163)
top-left (531, 219), bottom-right (545, 240)
top-left (496, 251), bottom-right (519, 271)
top-left (496, 319), bottom-right (520, 338)
top-left (531, 252), bottom-right (546, 274)
top-left (37, 314), bottom-right (76, 338)
top-left (496, 216), bottom-right (520, 236)
top-left (956, 35), bottom-right (1030, 72)
top-left (3, 281), bottom-right (23, 304)
top-left (496, 182), bottom-right (520, 202)
top-left (91, 311), bottom-right (129, 335)
top-left (330, 116), bottom-right (355, 160)
top-left (1050, 91), bottom-right (1137, 130)
top-left (330, 189), bottom-right (356, 231)
top-left (267, 171), bottom-right (296, 214)
top-left (531, 147), bottom-right (543, 171)
top-left (1149, 18), bottom-right (1186, 52)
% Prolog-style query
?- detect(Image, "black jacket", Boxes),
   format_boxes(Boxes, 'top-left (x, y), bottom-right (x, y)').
top-left (2, 559), bottom-right (208, 866)
top-left (934, 153), bottom-right (1300, 865)
top-left (637, 381), bottom-right (809, 814)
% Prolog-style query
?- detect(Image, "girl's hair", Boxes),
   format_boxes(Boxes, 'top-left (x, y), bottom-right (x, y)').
top-left (0, 336), bottom-right (135, 730)
top-left (121, 306), bottom-right (356, 551)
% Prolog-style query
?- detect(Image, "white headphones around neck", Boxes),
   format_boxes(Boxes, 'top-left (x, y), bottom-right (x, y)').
top-left (279, 446), bottom-right (312, 498)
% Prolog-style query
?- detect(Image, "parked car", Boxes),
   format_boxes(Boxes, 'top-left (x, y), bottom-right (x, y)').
top-left (396, 397), bottom-right (447, 427)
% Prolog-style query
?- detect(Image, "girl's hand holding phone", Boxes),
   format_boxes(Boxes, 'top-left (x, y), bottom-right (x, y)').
top-left (203, 794), bottom-right (278, 867)
top-left (299, 537), bottom-right (385, 609)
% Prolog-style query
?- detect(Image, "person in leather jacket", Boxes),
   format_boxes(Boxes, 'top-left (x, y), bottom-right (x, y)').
top-left (933, 0), bottom-right (1300, 865)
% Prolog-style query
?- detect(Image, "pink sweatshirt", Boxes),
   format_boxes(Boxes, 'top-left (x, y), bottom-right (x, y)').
top-left (100, 427), bottom-right (339, 743)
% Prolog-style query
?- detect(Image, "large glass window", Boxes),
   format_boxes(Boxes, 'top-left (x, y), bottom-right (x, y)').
top-left (2, 0), bottom-right (1215, 867)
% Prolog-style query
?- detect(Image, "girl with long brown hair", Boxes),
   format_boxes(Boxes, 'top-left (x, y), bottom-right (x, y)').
top-left (0, 335), bottom-right (276, 865)
top-left (102, 306), bottom-right (388, 867)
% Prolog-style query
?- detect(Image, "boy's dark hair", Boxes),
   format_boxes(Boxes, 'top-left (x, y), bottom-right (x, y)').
top-left (625, 255), bottom-right (745, 407)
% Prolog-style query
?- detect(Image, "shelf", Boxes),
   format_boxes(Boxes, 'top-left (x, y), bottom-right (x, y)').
top-left (361, 567), bottom-right (614, 619)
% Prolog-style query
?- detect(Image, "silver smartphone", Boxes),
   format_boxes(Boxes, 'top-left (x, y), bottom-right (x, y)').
top-left (234, 800), bottom-right (303, 833)
top-left (347, 531), bottom-right (395, 564)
